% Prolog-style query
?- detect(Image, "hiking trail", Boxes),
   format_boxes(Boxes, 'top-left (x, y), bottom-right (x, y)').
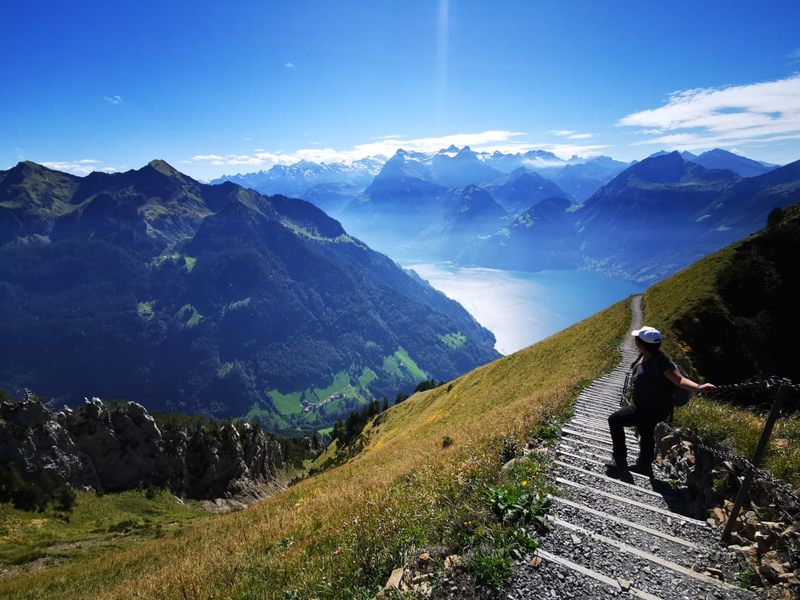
top-left (509, 295), bottom-right (755, 599)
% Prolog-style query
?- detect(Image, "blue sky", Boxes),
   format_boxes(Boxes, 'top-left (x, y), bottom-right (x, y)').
top-left (3, 0), bottom-right (800, 179)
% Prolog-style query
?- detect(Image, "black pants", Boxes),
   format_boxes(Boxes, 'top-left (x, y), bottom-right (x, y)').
top-left (607, 404), bottom-right (663, 468)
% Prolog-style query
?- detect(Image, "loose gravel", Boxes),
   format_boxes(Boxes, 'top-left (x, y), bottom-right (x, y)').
top-left (550, 500), bottom-right (747, 575)
top-left (536, 524), bottom-right (753, 599)
top-left (551, 464), bottom-right (688, 512)
top-left (508, 555), bottom-right (628, 600)
top-left (557, 480), bottom-right (717, 545)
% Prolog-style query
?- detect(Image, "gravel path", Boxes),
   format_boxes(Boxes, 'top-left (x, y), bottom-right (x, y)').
top-left (508, 296), bottom-right (754, 599)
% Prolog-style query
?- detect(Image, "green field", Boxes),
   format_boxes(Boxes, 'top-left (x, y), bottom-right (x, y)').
top-left (439, 332), bottom-right (467, 349)
top-left (218, 362), bottom-right (235, 378)
top-left (153, 252), bottom-right (197, 272)
top-left (269, 389), bottom-right (304, 415)
top-left (357, 367), bottom-right (378, 388)
top-left (383, 347), bottom-right (427, 381)
top-left (224, 297), bottom-right (251, 313)
top-left (177, 304), bottom-right (203, 328)
top-left (0, 489), bottom-right (208, 571)
top-left (136, 301), bottom-right (154, 322)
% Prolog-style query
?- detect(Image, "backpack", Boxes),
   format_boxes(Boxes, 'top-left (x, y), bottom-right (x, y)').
top-left (622, 353), bottom-right (692, 408)
top-left (671, 364), bottom-right (692, 407)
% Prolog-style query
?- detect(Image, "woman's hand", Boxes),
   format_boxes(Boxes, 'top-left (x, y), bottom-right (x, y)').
top-left (696, 383), bottom-right (716, 394)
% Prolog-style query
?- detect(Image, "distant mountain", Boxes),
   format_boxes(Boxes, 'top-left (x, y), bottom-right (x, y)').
top-left (210, 158), bottom-right (384, 213)
top-left (482, 149), bottom-right (563, 173)
top-left (550, 156), bottom-right (630, 203)
top-left (300, 182), bottom-right (364, 215)
top-left (481, 168), bottom-right (571, 215)
top-left (255, 158), bottom-right (382, 198)
top-left (465, 196), bottom-right (578, 271)
top-left (0, 161), bottom-right (499, 431)
top-left (210, 170), bottom-right (271, 189)
top-left (681, 149), bottom-right (777, 178)
top-left (471, 152), bottom-right (800, 281)
top-left (430, 146), bottom-right (503, 187)
top-left (411, 185), bottom-right (508, 258)
top-left (341, 149), bottom-right (574, 253)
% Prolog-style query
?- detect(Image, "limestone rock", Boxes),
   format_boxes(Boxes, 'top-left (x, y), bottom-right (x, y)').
top-left (0, 396), bottom-right (283, 499)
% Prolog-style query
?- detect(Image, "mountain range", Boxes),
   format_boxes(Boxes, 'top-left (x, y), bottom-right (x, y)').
top-left (0, 160), bottom-right (499, 431)
top-left (2, 148), bottom-right (793, 432)
top-left (211, 147), bottom-right (781, 265)
top-left (474, 151), bottom-right (799, 281)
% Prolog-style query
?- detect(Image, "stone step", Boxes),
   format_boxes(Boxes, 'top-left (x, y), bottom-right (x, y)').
top-left (552, 461), bottom-right (680, 511)
top-left (570, 414), bottom-right (619, 425)
top-left (573, 407), bottom-right (621, 419)
top-left (540, 518), bottom-right (754, 598)
top-left (548, 496), bottom-right (747, 577)
top-left (561, 428), bottom-right (617, 447)
top-left (555, 450), bottom-right (656, 491)
top-left (555, 477), bottom-right (714, 543)
top-left (558, 438), bottom-right (640, 461)
top-left (576, 396), bottom-right (621, 406)
top-left (579, 392), bottom-right (623, 403)
top-left (577, 398), bottom-right (621, 407)
top-left (565, 421), bottom-right (637, 442)
top-left (522, 548), bottom-right (665, 600)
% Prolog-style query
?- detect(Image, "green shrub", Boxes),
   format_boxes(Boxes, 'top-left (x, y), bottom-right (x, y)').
top-left (737, 566), bottom-right (757, 589)
top-left (0, 465), bottom-right (76, 513)
top-left (470, 551), bottom-right (512, 589)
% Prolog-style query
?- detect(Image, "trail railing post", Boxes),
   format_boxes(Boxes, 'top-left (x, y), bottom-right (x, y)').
top-left (721, 382), bottom-right (788, 545)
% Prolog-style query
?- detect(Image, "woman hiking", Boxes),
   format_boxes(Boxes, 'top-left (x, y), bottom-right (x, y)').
top-left (606, 326), bottom-right (716, 476)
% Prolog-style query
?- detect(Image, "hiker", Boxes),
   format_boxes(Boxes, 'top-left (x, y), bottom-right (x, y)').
top-left (606, 326), bottom-right (715, 475)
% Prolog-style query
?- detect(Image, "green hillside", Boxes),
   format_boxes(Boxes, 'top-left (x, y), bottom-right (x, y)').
top-left (643, 204), bottom-right (800, 485)
top-left (0, 161), bottom-right (499, 429)
top-left (0, 297), bottom-right (631, 599)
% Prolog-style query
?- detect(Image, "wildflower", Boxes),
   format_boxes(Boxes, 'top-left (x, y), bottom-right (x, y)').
top-left (521, 480), bottom-right (528, 487)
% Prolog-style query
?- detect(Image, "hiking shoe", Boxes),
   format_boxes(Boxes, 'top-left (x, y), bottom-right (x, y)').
top-left (604, 457), bottom-right (628, 471)
top-left (629, 462), bottom-right (653, 476)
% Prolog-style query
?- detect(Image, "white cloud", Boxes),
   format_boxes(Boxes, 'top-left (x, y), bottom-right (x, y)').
top-left (284, 62), bottom-right (295, 69)
top-left (549, 130), bottom-right (593, 140)
top-left (617, 74), bottom-right (800, 150)
top-left (41, 159), bottom-right (118, 176)
top-left (188, 130), bottom-right (609, 173)
top-left (103, 95), bottom-right (123, 105)
top-left (789, 49), bottom-right (800, 63)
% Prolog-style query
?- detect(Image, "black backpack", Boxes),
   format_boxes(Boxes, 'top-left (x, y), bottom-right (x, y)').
top-left (622, 353), bottom-right (692, 408)
top-left (671, 363), bottom-right (692, 407)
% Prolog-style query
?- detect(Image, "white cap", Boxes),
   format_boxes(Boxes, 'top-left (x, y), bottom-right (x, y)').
top-left (631, 326), bottom-right (662, 344)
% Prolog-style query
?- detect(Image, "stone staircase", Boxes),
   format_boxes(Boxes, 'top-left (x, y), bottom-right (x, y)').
top-left (509, 296), bottom-right (755, 599)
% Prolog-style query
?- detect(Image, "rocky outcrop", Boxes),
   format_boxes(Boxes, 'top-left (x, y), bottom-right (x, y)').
top-left (655, 424), bottom-right (800, 594)
top-left (0, 397), bottom-right (283, 499)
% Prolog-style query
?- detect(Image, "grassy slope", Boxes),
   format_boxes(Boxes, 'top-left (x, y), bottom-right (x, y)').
top-left (0, 299), bottom-right (630, 599)
top-left (643, 241), bottom-right (800, 486)
top-left (0, 490), bottom-right (209, 572)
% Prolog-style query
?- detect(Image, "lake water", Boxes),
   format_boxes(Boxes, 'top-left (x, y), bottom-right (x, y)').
top-left (400, 261), bottom-right (643, 355)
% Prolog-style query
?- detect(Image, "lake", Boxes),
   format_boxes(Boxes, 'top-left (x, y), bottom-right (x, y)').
top-left (400, 261), bottom-right (643, 355)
